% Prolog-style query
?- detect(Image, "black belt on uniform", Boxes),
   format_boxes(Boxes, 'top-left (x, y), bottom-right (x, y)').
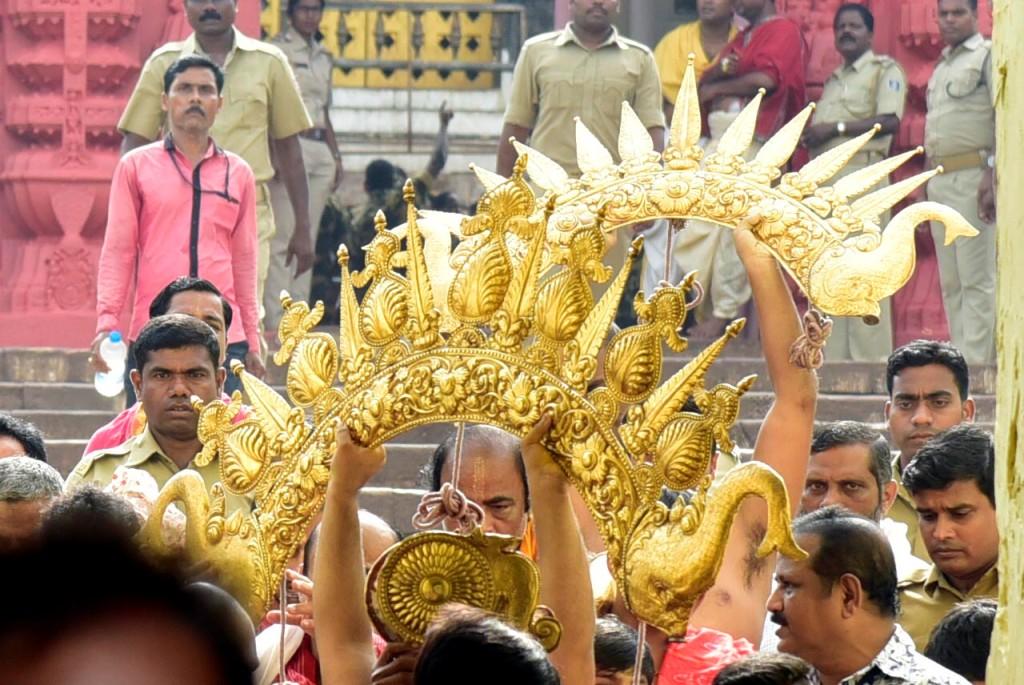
top-left (299, 128), bottom-right (329, 142)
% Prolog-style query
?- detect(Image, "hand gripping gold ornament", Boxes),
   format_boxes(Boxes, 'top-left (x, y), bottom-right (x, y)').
top-left (137, 58), bottom-right (976, 638)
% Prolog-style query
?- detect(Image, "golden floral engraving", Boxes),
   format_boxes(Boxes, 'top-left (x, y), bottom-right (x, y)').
top-left (367, 529), bottom-right (560, 650)
top-left (135, 59), bottom-right (973, 637)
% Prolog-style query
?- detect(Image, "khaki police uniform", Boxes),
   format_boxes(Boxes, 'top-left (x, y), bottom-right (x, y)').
top-left (65, 426), bottom-right (253, 515)
top-left (898, 562), bottom-right (998, 651)
top-left (924, 33), bottom-right (995, 364)
top-left (505, 23), bottom-right (664, 300)
top-left (264, 28), bottom-right (339, 332)
top-left (888, 454), bottom-right (931, 562)
top-left (807, 50), bottom-right (907, 361)
top-left (118, 27), bottom-right (314, 313)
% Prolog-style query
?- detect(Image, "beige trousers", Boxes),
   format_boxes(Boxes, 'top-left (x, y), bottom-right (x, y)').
top-left (641, 220), bottom-right (751, 320)
top-left (928, 167), bottom-right (996, 363)
top-left (263, 137), bottom-right (337, 332)
top-left (256, 183), bottom-right (275, 316)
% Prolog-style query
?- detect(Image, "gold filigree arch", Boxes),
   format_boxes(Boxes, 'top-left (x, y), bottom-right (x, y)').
top-left (124, 59), bottom-right (987, 637)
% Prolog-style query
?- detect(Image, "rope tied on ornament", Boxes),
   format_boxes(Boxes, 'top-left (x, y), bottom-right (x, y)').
top-left (789, 307), bottom-right (833, 370)
top-left (412, 422), bottom-right (484, 533)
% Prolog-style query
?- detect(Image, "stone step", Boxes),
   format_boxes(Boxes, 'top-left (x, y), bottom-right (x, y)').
top-left (0, 383), bottom-right (122, 412)
top-left (3, 346), bottom-right (996, 396)
top-left (6, 386), bottom-right (995, 440)
top-left (2, 376), bottom-right (999, 429)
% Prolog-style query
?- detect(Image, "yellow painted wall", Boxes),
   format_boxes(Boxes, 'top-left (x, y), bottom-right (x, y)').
top-left (990, 0), bottom-right (1023, 680)
top-left (261, 1), bottom-right (496, 89)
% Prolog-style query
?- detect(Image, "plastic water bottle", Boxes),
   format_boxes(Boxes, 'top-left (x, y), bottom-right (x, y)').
top-left (94, 331), bottom-right (128, 398)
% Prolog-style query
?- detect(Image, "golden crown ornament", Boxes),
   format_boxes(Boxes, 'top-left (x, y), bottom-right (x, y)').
top-left (136, 58), bottom-right (976, 639)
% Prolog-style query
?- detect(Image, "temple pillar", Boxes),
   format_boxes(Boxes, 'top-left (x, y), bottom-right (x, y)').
top-left (990, 0), bottom-right (1022, 678)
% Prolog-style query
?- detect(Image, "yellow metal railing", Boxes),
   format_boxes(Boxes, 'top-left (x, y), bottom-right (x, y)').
top-left (261, 1), bottom-right (527, 90)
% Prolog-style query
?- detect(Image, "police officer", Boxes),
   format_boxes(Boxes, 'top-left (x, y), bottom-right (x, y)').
top-left (924, 0), bottom-right (996, 364)
top-left (801, 3), bottom-right (907, 362)
top-left (265, 0), bottom-right (344, 334)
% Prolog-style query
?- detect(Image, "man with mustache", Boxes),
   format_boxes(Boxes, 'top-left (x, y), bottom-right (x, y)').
top-left (884, 340), bottom-right (976, 560)
top-left (799, 4), bottom-right (907, 362)
top-left (117, 0), bottom-right (314, 345)
top-left (767, 507), bottom-right (968, 684)
top-left (898, 425), bottom-right (998, 651)
top-left (91, 56), bottom-right (263, 401)
top-left (925, 0), bottom-right (996, 364)
top-left (69, 314), bottom-right (251, 514)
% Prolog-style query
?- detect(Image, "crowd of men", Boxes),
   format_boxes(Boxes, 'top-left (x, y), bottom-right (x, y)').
top-left (0, 0), bottom-right (1004, 683)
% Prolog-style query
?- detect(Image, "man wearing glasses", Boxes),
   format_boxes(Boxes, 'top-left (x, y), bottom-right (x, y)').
top-left (91, 56), bottom-right (264, 399)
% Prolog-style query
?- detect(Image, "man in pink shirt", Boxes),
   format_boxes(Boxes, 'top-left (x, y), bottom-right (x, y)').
top-left (90, 54), bottom-right (264, 400)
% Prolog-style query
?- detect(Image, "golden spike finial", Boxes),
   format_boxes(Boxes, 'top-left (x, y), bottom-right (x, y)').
top-left (575, 116), bottom-right (615, 175)
top-left (470, 163), bottom-right (507, 191)
top-left (562, 234), bottom-right (643, 389)
top-left (666, 57), bottom-right (702, 168)
top-left (716, 90), bottom-right (765, 159)
top-left (336, 244), bottom-right (367, 363)
top-left (753, 103), bottom-right (816, 172)
top-left (830, 147), bottom-right (923, 204)
top-left (404, 179), bottom-right (440, 349)
top-left (513, 139), bottom-right (570, 193)
top-left (795, 126), bottom-right (881, 187)
top-left (849, 163), bottom-right (942, 224)
top-left (618, 102), bottom-right (656, 163)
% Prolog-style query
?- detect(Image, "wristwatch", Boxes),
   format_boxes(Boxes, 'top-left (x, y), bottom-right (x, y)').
top-left (836, 121), bottom-right (847, 136)
top-left (986, 153), bottom-right (995, 169)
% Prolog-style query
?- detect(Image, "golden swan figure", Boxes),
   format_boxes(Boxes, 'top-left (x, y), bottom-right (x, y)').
top-left (135, 59), bottom-right (977, 638)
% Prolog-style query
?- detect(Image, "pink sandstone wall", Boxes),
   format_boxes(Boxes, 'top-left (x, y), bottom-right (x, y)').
top-left (0, 1), bottom-right (261, 348)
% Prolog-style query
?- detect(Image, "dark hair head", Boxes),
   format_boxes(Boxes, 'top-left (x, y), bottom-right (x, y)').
top-left (41, 485), bottom-right (142, 543)
top-left (792, 506), bottom-right (899, 617)
top-left (287, 0), bottom-right (325, 15)
top-left (811, 421), bottom-right (892, 494)
top-left (924, 598), bottom-right (996, 682)
top-left (424, 425), bottom-right (529, 511)
top-left (949, 0), bottom-right (979, 11)
top-left (163, 54), bottom-right (225, 94)
top-left (594, 616), bottom-right (655, 683)
top-left (886, 340), bottom-right (970, 401)
top-left (833, 3), bottom-right (874, 32)
top-left (149, 277), bottom-right (233, 331)
top-left (903, 424), bottom-right (995, 507)
top-left (132, 314), bottom-right (220, 372)
top-left (0, 517), bottom-right (251, 683)
top-left (712, 652), bottom-right (812, 685)
top-left (365, 159), bottom-right (397, 192)
top-left (0, 413), bottom-right (48, 463)
top-left (414, 604), bottom-right (559, 685)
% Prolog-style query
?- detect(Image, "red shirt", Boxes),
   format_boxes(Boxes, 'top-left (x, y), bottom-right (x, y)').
top-left (656, 627), bottom-right (756, 685)
top-left (96, 137), bottom-right (260, 348)
top-left (715, 16), bottom-right (808, 139)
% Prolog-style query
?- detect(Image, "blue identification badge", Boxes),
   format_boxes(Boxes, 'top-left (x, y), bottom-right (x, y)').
top-left (888, 79), bottom-right (902, 92)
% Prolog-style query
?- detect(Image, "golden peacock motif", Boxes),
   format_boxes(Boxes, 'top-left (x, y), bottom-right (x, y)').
top-left (137, 59), bottom-right (977, 638)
